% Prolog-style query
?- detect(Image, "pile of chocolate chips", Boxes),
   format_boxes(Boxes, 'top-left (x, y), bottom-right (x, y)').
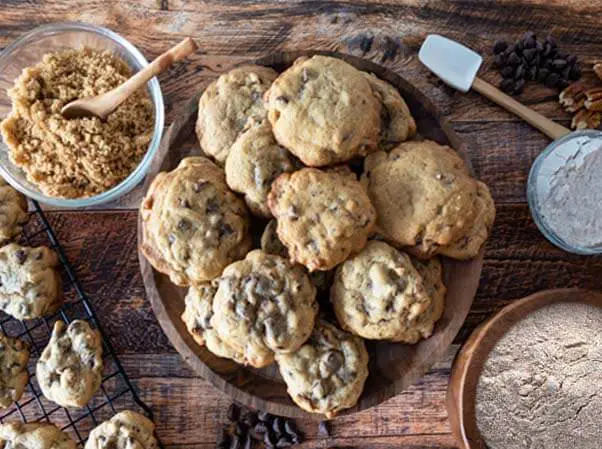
top-left (492, 32), bottom-right (581, 95)
top-left (216, 404), bottom-right (305, 449)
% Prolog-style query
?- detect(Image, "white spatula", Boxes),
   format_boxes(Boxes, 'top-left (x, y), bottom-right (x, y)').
top-left (418, 34), bottom-right (570, 140)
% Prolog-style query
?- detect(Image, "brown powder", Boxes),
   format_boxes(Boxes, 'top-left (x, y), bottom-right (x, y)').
top-left (0, 48), bottom-right (154, 199)
top-left (476, 301), bottom-right (602, 449)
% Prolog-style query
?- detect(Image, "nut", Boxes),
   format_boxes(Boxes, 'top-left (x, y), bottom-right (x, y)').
top-left (584, 86), bottom-right (602, 112)
top-left (594, 63), bottom-right (602, 81)
top-left (571, 108), bottom-right (602, 130)
top-left (559, 83), bottom-right (586, 112)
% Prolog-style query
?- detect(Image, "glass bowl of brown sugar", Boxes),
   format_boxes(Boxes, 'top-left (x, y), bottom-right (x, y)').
top-left (0, 22), bottom-right (165, 207)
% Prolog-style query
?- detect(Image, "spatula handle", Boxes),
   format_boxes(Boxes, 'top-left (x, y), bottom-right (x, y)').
top-left (472, 77), bottom-right (570, 140)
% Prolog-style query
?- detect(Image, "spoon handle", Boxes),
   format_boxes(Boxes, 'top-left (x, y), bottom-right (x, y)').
top-left (104, 38), bottom-right (198, 113)
top-left (472, 77), bottom-right (570, 140)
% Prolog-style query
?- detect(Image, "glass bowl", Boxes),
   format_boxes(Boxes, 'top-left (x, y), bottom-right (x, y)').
top-left (0, 22), bottom-right (164, 207)
top-left (527, 129), bottom-right (602, 255)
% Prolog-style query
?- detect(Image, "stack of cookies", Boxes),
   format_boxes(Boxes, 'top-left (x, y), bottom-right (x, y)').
top-left (140, 55), bottom-right (496, 418)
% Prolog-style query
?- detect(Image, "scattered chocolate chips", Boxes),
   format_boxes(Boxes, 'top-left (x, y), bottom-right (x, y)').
top-left (492, 33), bottom-right (580, 95)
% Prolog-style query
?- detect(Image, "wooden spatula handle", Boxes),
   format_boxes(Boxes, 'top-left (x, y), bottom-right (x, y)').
top-left (472, 77), bottom-right (570, 140)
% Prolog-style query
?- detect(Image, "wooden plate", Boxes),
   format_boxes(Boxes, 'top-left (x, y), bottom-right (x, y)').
top-left (138, 51), bottom-right (484, 418)
top-left (447, 288), bottom-right (602, 448)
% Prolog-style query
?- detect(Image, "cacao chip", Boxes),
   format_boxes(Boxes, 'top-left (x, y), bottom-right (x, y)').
top-left (500, 66), bottom-right (514, 78)
top-left (508, 52), bottom-right (521, 66)
top-left (493, 40), bottom-right (508, 54)
top-left (500, 78), bottom-right (514, 93)
top-left (513, 78), bottom-right (526, 95)
top-left (515, 64), bottom-right (526, 80)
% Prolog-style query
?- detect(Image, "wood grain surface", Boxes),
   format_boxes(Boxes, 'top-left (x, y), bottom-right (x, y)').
top-left (1, 1), bottom-right (601, 448)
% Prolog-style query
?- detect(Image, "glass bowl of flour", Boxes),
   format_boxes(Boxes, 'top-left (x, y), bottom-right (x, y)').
top-left (528, 129), bottom-right (602, 254)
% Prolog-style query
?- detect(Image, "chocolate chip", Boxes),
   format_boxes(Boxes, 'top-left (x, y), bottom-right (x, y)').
top-left (276, 96), bottom-right (289, 105)
top-left (551, 59), bottom-right (568, 70)
top-left (177, 219), bottom-right (191, 231)
top-left (522, 48), bottom-right (537, 61)
top-left (537, 68), bottom-right (550, 83)
top-left (546, 35), bottom-right (557, 48)
top-left (263, 430), bottom-right (276, 448)
top-left (513, 78), bottom-right (526, 95)
top-left (15, 250), bottom-right (27, 264)
top-left (206, 198), bottom-right (220, 214)
top-left (507, 52), bottom-right (521, 67)
top-left (500, 66), bottom-right (514, 78)
top-left (272, 417), bottom-right (284, 435)
top-left (242, 411), bottom-right (258, 427)
top-left (515, 64), bottom-right (526, 80)
top-left (545, 72), bottom-right (560, 88)
top-left (193, 181), bottom-right (208, 193)
top-left (493, 53), bottom-right (506, 68)
top-left (526, 65), bottom-right (538, 81)
top-left (317, 420), bottom-right (330, 437)
top-left (275, 436), bottom-right (292, 448)
top-left (500, 78), bottom-right (514, 93)
top-left (258, 411), bottom-right (273, 423)
top-left (493, 40), bottom-right (508, 54)
top-left (254, 422), bottom-right (268, 435)
top-left (179, 198), bottom-right (191, 208)
top-left (227, 404), bottom-right (240, 422)
top-left (283, 420), bottom-right (297, 436)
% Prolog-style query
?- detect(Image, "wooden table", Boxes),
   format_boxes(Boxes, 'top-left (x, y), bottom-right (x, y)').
top-left (1, 1), bottom-right (601, 448)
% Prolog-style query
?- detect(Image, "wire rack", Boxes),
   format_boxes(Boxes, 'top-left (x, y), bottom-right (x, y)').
top-left (0, 200), bottom-right (158, 446)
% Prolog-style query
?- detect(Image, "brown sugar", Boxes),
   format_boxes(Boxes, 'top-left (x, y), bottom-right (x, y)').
top-left (0, 48), bottom-right (154, 199)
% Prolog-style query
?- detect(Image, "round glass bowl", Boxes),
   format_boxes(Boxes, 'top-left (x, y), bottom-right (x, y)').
top-left (0, 22), bottom-right (164, 207)
top-left (527, 129), bottom-right (602, 255)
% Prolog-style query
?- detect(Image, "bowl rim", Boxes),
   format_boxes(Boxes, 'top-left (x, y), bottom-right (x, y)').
top-left (0, 21), bottom-right (165, 208)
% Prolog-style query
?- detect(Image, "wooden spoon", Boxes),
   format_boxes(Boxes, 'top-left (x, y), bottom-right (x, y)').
top-left (61, 37), bottom-right (198, 120)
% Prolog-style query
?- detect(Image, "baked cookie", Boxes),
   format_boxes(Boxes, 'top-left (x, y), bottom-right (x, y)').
top-left (410, 256), bottom-right (446, 341)
top-left (361, 72), bottom-right (416, 149)
top-left (275, 320), bottom-right (369, 418)
top-left (331, 240), bottom-right (436, 342)
top-left (85, 411), bottom-right (157, 449)
top-left (0, 177), bottom-right (28, 243)
top-left (0, 422), bottom-right (76, 449)
top-left (439, 181), bottom-right (495, 259)
top-left (0, 333), bottom-right (29, 409)
top-left (140, 157), bottom-right (252, 286)
top-left (362, 140), bottom-right (489, 259)
top-left (181, 283), bottom-right (246, 363)
top-left (211, 250), bottom-right (318, 368)
top-left (265, 55), bottom-right (381, 166)
top-left (268, 167), bottom-right (376, 271)
top-left (0, 243), bottom-right (62, 320)
top-left (225, 121), bottom-right (299, 217)
top-left (196, 65), bottom-right (278, 164)
top-left (37, 320), bottom-right (103, 408)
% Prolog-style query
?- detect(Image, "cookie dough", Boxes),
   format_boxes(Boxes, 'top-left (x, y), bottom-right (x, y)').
top-left (265, 55), bottom-right (381, 166)
top-left (361, 72), bottom-right (416, 149)
top-left (211, 250), bottom-right (318, 368)
top-left (196, 65), bottom-right (278, 164)
top-left (140, 156), bottom-right (251, 286)
top-left (268, 167), bottom-right (376, 271)
top-left (37, 320), bottom-right (103, 408)
top-left (181, 283), bottom-right (246, 363)
top-left (275, 320), bottom-right (369, 418)
top-left (225, 121), bottom-right (299, 217)
top-left (0, 422), bottom-right (76, 449)
top-left (0, 177), bottom-right (28, 243)
top-left (0, 243), bottom-right (62, 320)
top-left (0, 333), bottom-right (29, 409)
top-left (331, 240), bottom-right (435, 342)
top-left (362, 140), bottom-right (492, 259)
top-left (85, 411), bottom-right (157, 449)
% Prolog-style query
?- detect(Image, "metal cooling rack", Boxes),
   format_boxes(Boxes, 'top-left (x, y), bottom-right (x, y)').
top-left (0, 200), bottom-right (157, 446)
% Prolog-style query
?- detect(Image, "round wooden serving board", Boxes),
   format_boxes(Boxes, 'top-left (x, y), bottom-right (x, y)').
top-left (138, 50), bottom-right (485, 418)
top-left (447, 288), bottom-right (602, 449)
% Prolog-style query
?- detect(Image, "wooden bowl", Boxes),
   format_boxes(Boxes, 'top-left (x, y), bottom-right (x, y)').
top-left (447, 288), bottom-right (602, 448)
top-left (138, 50), bottom-right (485, 418)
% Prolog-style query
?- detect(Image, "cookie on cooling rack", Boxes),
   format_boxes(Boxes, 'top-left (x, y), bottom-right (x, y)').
top-left (182, 282), bottom-right (246, 364)
top-left (0, 177), bottom-right (28, 243)
top-left (196, 65), bottom-right (278, 164)
top-left (275, 320), bottom-right (369, 418)
top-left (225, 121), bottom-right (299, 217)
top-left (0, 333), bottom-right (29, 409)
top-left (362, 140), bottom-right (495, 259)
top-left (211, 250), bottom-right (318, 368)
top-left (268, 167), bottom-right (376, 271)
top-left (140, 156), bottom-right (252, 286)
top-left (0, 243), bottom-right (62, 320)
top-left (0, 422), bottom-right (76, 449)
top-left (85, 411), bottom-right (158, 449)
top-left (265, 55), bottom-right (382, 167)
top-left (37, 320), bottom-right (103, 408)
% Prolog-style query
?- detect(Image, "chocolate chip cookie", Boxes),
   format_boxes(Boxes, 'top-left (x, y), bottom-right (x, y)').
top-left (0, 178), bottom-right (28, 243)
top-left (140, 157), bottom-right (252, 286)
top-left (85, 411), bottom-right (157, 449)
top-left (362, 140), bottom-right (491, 259)
top-left (361, 72), bottom-right (416, 149)
top-left (211, 250), bottom-right (318, 368)
top-left (37, 320), bottom-right (103, 408)
top-left (331, 240), bottom-right (437, 342)
top-left (275, 320), bottom-right (369, 418)
top-left (181, 283), bottom-right (246, 364)
top-left (196, 65), bottom-right (278, 164)
top-left (0, 333), bottom-right (29, 409)
top-left (225, 121), bottom-right (299, 217)
top-left (0, 422), bottom-right (76, 449)
top-left (268, 167), bottom-right (376, 271)
top-left (265, 55), bottom-right (382, 166)
top-left (0, 243), bottom-right (62, 320)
